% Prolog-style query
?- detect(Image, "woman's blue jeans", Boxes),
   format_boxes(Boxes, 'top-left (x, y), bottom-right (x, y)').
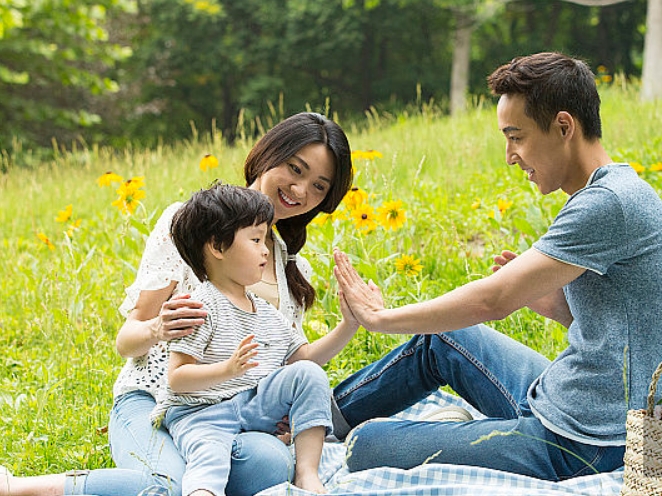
top-left (64, 389), bottom-right (293, 495)
top-left (333, 324), bottom-right (625, 481)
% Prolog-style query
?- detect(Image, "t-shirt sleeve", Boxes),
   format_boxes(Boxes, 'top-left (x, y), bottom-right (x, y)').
top-left (533, 186), bottom-right (627, 276)
top-left (169, 305), bottom-right (213, 361)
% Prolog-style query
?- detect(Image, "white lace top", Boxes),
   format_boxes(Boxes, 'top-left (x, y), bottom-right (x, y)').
top-left (112, 202), bottom-right (311, 400)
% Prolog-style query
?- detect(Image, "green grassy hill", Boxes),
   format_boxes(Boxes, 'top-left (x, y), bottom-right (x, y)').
top-left (1, 83), bottom-right (660, 473)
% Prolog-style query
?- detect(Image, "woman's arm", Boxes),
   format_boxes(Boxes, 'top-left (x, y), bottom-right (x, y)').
top-left (116, 283), bottom-right (207, 358)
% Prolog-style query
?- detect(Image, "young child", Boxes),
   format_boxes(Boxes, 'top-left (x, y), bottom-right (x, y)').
top-left (152, 183), bottom-right (332, 496)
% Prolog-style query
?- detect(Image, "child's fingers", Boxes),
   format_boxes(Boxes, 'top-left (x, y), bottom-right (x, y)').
top-left (236, 335), bottom-right (259, 354)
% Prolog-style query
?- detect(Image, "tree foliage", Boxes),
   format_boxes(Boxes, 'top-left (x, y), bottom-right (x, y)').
top-left (0, 0), bottom-right (134, 149)
top-left (0, 0), bottom-right (652, 152)
top-left (121, 0), bottom-right (452, 146)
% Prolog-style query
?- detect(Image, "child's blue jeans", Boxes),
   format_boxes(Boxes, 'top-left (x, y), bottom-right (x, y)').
top-left (164, 360), bottom-right (332, 496)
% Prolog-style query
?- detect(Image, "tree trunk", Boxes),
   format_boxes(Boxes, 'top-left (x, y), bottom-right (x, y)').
top-left (450, 12), bottom-right (473, 116)
top-left (641, 0), bottom-right (662, 101)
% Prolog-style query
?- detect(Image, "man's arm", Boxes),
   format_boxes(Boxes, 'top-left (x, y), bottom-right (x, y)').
top-left (333, 247), bottom-right (583, 335)
top-left (493, 249), bottom-right (573, 327)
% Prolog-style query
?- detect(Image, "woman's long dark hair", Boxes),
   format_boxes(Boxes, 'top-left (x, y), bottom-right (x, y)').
top-left (244, 112), bottom-right (353, 309)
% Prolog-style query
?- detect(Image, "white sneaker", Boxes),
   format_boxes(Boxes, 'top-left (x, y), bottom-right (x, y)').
top-left (419, 405), bottom-right (473, 422)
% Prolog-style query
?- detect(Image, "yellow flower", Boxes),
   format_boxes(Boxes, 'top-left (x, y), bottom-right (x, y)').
top-left (343, 186), bottom-right (369, 210)
top-left (394, 254), bottom-right (423, 277)
top-left (113, 179), bottom-right (146, 215)
top-left (630, 162), bottom-right (645, 174)
top-left (200, 154), bottom-right (219, 171)
top-left (377, 200), bottom-right (406, 231)
top-left (351, 150), bottom-right (383, 161)
top-left (350, 203), bottom-right (377, 232)
top-left (470, 198), bottom-right (481, 210)
top-left (497, 198), bottom-right (513, 214)
top-left (650, 162), bottom-right (662, 172)
top-left (66, 218), bottom-right (82, 238)
top-left (600, 74), bottom-right (613, 84)
top-left (97, 171), bottom-right (124, 187)
top-left (56, 204), bottom-right (73, 223)
top-left (312, 210), bottom-right (345, 226)
top-left (125, 176), bottom-right (146, 189)
top-left (37, 232), bottom-right (55, 251)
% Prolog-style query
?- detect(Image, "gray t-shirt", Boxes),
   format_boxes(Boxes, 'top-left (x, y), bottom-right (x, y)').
top-left (529, 164), bottom-right (662, 446)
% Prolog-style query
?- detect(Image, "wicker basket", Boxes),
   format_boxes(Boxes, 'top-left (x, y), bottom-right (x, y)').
top-left (621, 362), bottom-right (662, 496)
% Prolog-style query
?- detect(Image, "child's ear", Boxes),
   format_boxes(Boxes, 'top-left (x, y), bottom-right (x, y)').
top-left (206, 240), bottom-right (224, 260)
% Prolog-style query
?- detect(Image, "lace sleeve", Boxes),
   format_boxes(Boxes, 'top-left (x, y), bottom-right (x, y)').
top-left (118, 202), bottom-right (199, 317)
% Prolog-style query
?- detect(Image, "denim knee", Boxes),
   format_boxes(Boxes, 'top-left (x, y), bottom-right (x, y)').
top-left (63, 468), bottom-right (179, 496)
top-left (287, 359), bottom-right (328, 385)
top-left (344, 418), bottom-right (396, 472)
top-left (226, 432), bottom-right (294, 496)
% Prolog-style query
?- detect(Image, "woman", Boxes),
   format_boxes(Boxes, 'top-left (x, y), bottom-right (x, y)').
top-left (1, 112), bottom-right (355, 496)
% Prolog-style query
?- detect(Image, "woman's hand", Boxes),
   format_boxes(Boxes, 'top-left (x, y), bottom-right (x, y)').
top-left (117, 287), bottom-right (209, 358)
top-left (333, 248), bottom-right (385, 332)
top-left (275, 415), bottom-right (292, 445)
top-left (153, 293), bottom-right (208, 342)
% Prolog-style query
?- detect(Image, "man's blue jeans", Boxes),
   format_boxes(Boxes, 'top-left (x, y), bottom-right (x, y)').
top-left (333, 324), bottom-right (625, 481)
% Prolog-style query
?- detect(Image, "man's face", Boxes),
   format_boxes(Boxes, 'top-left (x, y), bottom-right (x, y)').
top-left (497, 94), bottom-right (575, 195)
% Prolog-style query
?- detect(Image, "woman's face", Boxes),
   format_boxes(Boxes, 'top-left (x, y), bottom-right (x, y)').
top-left (251, 143), bottom-right (336, 222)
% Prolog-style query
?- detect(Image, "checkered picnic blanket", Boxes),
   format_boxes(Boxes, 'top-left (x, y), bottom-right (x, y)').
top-left (256, 390), bottom-right (624, 496)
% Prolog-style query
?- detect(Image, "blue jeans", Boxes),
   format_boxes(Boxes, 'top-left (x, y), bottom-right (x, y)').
top-left (333, 324), bottom-right (625, 481)
top-left (164, 361), bottom-right (332, 496)
top-left (63, 389), bottom-right (294, 496)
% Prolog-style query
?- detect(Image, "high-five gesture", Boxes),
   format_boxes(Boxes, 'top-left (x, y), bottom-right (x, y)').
top-left (333, 248), bottom-right (384, 332)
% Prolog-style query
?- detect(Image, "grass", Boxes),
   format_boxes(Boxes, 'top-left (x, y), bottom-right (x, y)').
top-left (1, 81), bottom-right (661, 474)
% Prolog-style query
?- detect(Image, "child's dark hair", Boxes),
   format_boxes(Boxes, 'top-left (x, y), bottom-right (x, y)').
top-left (170, 183), bottom-right (274, 282)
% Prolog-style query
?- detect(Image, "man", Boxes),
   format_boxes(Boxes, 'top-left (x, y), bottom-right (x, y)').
top-left (331, 52), bottom-right (662, 481)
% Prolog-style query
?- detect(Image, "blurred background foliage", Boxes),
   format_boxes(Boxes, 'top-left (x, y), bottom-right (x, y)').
top-left (0, 0), bottom-right (650, 155)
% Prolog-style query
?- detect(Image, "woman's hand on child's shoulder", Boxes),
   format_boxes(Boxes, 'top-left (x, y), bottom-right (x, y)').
top-left (154, 293), bottom-right (208, 341)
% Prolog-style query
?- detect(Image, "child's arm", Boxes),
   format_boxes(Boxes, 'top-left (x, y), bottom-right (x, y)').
top-left (287, 280), bottom-right (382, 366)
top-left (168, 334), bottom-right (259, 393)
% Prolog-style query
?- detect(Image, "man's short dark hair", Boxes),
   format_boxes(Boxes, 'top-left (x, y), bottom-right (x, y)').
top-left (487, 52), bottom-right (602, 140)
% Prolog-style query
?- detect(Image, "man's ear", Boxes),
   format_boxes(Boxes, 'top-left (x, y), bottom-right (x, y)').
top-left (556, 111), bottom-right (575, 139)
top-left (206, 240), bottom-right (224, 260)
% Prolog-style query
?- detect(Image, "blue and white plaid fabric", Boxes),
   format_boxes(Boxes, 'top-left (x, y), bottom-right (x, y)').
top-left (257, 390), bottom-right (624, 496)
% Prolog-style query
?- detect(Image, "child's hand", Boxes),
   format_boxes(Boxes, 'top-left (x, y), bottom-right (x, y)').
top-left (339, 278), bottom-right (383, 331)
top-left (227, 334), bottom-right (259, 378)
